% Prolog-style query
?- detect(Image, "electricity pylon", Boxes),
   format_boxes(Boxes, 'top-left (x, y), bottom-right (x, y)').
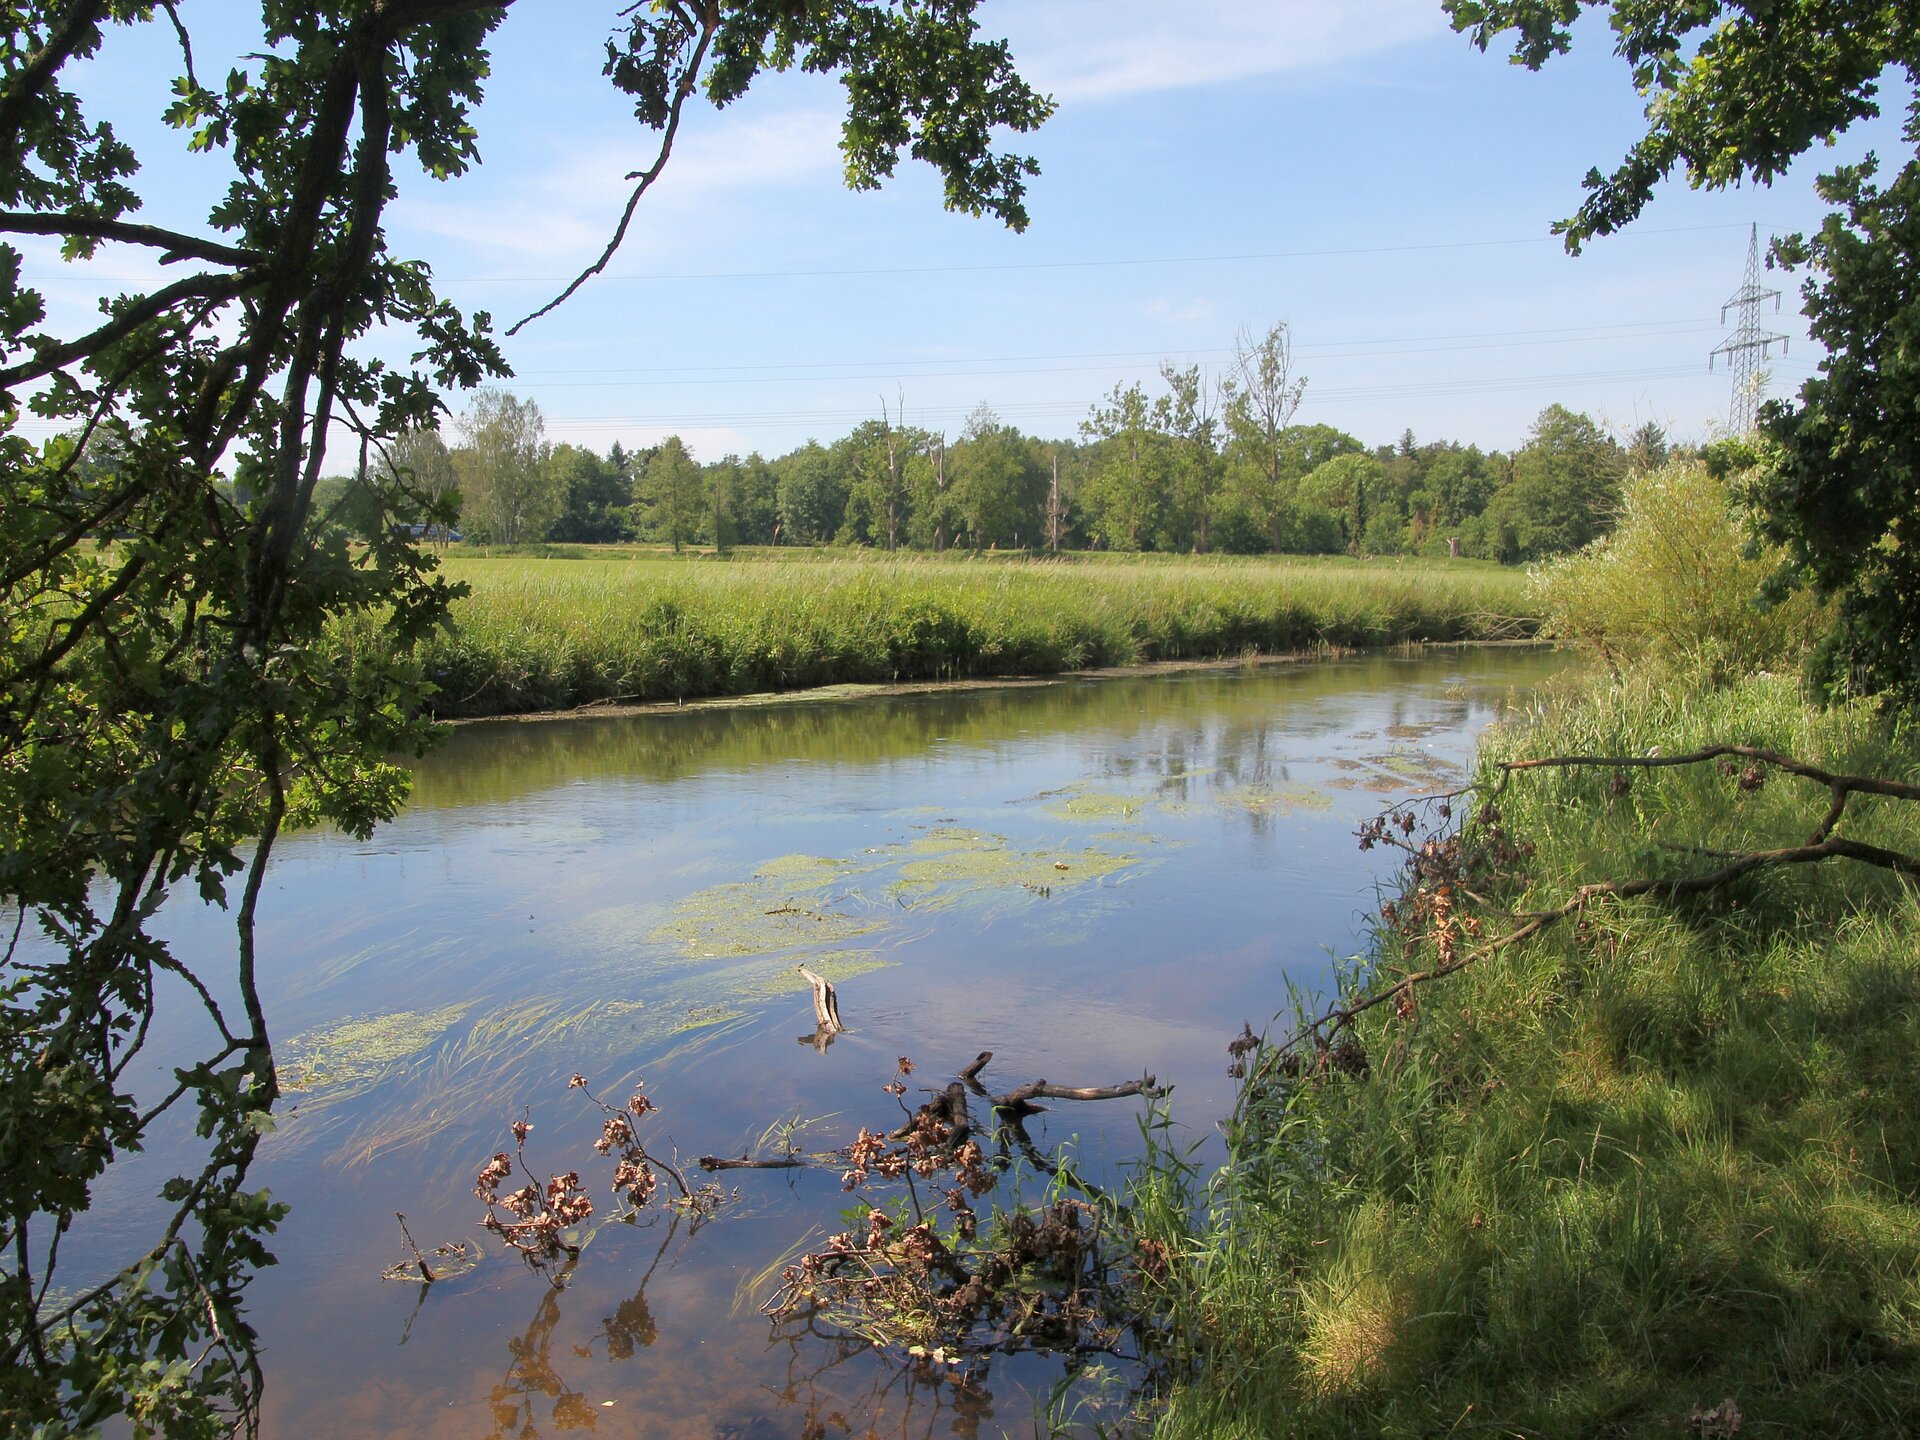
top-left (1710, 224), bottom-right (1788, 435)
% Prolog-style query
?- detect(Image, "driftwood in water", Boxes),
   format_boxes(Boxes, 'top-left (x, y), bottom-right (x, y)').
top-left (892, 1054), bottom-right (1165, 1140)
top-left (891, 1080), bottom-right (973, 1143)
top-left (697, 1153), bottom-right (808, 1171)
top-left (698, 1051), bottom-right (1164, 1177)
top-left (990, 1077), bottom-right (1162, 1118)
top-left (797, 965), bottom-right (843, 1034)
top-left (957, 1051), bottom-right (1165, 1117)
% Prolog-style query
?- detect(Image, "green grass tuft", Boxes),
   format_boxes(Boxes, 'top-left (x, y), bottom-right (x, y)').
top-left (1145, 671), bottom-right (1920, 1437)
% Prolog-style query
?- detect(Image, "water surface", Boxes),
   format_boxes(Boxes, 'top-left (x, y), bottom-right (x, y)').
top-left (123, 648), bottom-right (1569, 1437)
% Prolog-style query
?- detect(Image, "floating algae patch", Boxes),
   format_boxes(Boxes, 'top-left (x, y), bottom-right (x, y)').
top-left (738, 950), bottom-right (893, 1000)
top-left (1217, 782), bottom-right (1334, 815)
top-left (891, 828), bottom-right (1138, 912)
top-left (280, 1003), bottom-right (474, 1097)
top-left (752, 852), bottom-right (867, 886)
top-left (309, 993), bottom-right (731, 1167)
top-left (1040, 786), bottom-right (1151, 824)
top-left (673, 1003), bottom-right (747, 1034)
top-left (1328, 750), bottom-right (1466, 794)
top-left (649, 851), bottom-right (889, 959)
top-left (667, 953), bottom-right (890, 1035)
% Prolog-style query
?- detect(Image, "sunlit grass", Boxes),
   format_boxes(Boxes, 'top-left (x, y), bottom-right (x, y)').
top-left (334, 549), bottom-right (1537, 718)
top-left (1145, 672), bottom-right (1920, 1437)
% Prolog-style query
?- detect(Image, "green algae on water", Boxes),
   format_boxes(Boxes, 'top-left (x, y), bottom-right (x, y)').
top-left (649, 857), bottom-right (888, 959)
top-left (1041, 786), bottom-right (1151, 823)
top-left (1328, 749), bottom-right (1465, 794)
top-left (892, 828), bottom-right (1137, 911)
top-left (1217, 782), bottom-right (1334, 815)
top-left (740, 951), bottom-right (892, 999)
top-left (281, 1002), bottom-right (475, 1095)
top-left (673, 1003), bottom-right (747, 1033)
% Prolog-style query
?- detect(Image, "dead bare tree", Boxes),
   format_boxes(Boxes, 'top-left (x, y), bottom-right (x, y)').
top-left (1226, 321), bottom-right (1307, 550)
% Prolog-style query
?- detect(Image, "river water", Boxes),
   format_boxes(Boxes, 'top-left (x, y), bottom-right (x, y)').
top-left (97, 647), bottom-right (1568, 1437)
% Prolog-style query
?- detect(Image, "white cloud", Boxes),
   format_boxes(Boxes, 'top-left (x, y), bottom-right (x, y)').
top-left (987, 0), bottom-right (1447, 101)
top-left (1137, 297), bottom-right (1219, 325)
top-left (390, 107), bottom-right (842, 271)
top-left (655, 107), bottom-right (843, 196)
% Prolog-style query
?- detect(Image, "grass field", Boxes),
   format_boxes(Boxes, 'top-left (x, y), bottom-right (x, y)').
top-left (334, 547), bottom-right (1537, 718)
top-left (1139, 670), bottom-right (1920, 1437)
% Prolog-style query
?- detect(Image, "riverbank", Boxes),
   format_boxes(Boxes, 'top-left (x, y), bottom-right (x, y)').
top-left (1147, 668), bottom-right (1920, 1436)
top-left (330, 550), bottom-right (1536, 720)
top-left (441, 641), bottom-right (1550, 725)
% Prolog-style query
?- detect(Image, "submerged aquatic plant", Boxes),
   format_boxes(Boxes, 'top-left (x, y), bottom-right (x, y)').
top-left (764, 1057), bottom-right (1163, 1386)
top-left (473, 1074), bottom-right (726, 1277)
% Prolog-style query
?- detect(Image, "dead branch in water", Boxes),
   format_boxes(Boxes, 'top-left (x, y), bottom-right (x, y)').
top-left (697, 1154), bottom-right (809, 1171)
top-left (696, 1052), bottom-right (1164, 1174)
top-left (798, 965), bottom-right (844, 1034)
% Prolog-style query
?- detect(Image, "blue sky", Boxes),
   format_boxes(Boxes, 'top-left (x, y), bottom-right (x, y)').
top-left (30, 1), bottom-right (1916, 464)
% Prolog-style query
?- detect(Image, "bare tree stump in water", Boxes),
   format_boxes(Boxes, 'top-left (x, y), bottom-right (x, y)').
top-left (797, 965), bottom-right (844, 1034)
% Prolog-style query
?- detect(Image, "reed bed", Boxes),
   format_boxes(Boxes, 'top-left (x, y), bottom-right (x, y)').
top-left (337, 551), bottom-right (1536, 719)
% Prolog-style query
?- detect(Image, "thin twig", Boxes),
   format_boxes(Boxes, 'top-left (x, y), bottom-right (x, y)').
top-left (507, 5), bottom-right (720, 334)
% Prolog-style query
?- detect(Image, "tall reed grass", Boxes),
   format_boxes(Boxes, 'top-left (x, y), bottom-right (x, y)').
top-left (330, 551), bottom-right (1536, 718)
top-left (1144, 672), bottom-right (1920, 1436)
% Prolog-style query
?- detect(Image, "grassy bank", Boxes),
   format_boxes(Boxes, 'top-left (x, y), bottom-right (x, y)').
top-left (1142, 670), bottom-right (1920, 1436)
top-left (333, 549), bottom-right (1535, 719)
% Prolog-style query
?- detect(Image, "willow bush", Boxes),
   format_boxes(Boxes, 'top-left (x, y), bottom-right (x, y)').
top-left (1534, 457), bottom-right (1826, 682)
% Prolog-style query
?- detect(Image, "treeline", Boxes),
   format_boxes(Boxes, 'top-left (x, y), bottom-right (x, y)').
top-left (356, 325), bottom-right (1665, 564)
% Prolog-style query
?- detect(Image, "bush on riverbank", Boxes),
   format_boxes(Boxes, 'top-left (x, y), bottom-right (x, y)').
top-left (331, 552), bottom-right (1535, 718)
top-left (1535, 457), bottom-right (1826, 683)
top-left (1146, 671), bottom-right (1920, 1436)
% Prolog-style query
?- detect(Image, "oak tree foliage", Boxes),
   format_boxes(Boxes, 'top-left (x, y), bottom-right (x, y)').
top-left (1448, 0), bottom-right (1920, 701)
top-left (0, 1), bottom-right (1049, 1432)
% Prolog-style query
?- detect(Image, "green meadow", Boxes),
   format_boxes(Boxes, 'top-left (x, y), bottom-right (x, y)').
top-left (341, 547), bottom-right (1536, 719)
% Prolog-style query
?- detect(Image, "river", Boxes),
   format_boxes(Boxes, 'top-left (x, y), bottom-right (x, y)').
top-left (92, 646), bottom-right (1570, 1438)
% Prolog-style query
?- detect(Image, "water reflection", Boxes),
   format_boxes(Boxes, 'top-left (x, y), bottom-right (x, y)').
top-left (407, 653), bottom-right (1515, 812)
top-left (209, 648), bottom-right (1572, 1436)
top-left (767, 1320), bottom-right (1003, 1440)
top-left (483, 1222), bottom-right (675, 1440)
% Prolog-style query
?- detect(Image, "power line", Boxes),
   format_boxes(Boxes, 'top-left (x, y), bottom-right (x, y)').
top-left (504, 320), bottom-right (1725, 391)
top-left (1709, 224), bottom-right (1788, 435)
top-left (433, 221), bottom-right (1751, 286)
top-left (16, 221), bottom-right (1752, 288)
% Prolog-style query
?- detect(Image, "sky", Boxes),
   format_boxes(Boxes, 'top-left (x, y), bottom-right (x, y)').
top-left (25, 1), bottom-right (1917, 465)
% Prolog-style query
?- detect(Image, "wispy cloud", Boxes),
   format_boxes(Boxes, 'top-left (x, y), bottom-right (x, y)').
top-left (990, 0), bottom-right (1447, 101)
top-left (1136, 297), bottom-right (1219, 326)
top-left (391, 107), bottom-right (843, 272)
top-left (654, 107), bottom-right (842, 196)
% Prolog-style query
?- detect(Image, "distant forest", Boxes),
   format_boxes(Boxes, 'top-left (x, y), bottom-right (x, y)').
top-left (334, 325), bottom-right (1669, 564)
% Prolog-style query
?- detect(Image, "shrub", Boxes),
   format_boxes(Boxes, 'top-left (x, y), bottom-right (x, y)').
top-left (1534, 458), bottom-right (1825, 680)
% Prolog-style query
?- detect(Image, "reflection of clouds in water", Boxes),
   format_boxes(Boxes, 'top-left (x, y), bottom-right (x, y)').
top-left (239, 647), bottom-right (1577, 1435)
